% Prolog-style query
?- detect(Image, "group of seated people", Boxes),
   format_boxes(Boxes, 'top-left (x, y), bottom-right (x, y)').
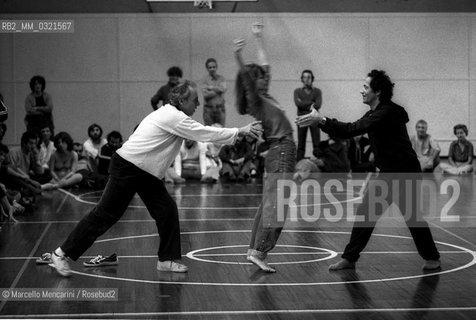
top-left (165, 123), bottom-right (267, 184)
top-left (0, 122), bottom-right (123, 223)
top-left (1, 113), bottom-right (473, 224)
top-left (294, 119), bottom-right (475, 180)
top-left (410, 120), bottom-right (474, 175)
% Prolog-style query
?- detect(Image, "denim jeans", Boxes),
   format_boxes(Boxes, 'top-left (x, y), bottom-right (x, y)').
top-left (203, 104), bottom-right (225, 126)
top-left (249, 138), bottom-right (296, 259)
top-left (61, 153), bottom-right (181, 261)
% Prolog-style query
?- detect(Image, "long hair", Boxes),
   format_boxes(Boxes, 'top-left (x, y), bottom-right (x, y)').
top-left (54, 131), bottom-right (74, 151)
top-left (235, 64), bottom-right (266, 115)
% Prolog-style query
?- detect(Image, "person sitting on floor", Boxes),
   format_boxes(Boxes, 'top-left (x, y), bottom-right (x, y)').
top-left (410, 119), bottom-right (440, 172)
top-left (219, 135), bottom-right (255, 182)
top-left (42, 132), bottom-right (77, 190)
top-left (348, 134), bottom-right (375, 173)
top-left (294, 135), bottom-right (351, 181)
top-left (174, 139), bottom-right (219, 183)
top-left (98, 131), bottom-right (123, 176)
top-left (439, 124), bottom-right (474, 175)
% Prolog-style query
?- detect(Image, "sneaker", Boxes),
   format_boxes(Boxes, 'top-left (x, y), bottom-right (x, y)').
top-left (157, 260), bottom-right (188, 273)
top-left (49, 252), bottom-right (72, 277)
top-left (422, 259), bottom-right (441, 270)
top-left (36, 252), bottom-right (52, 265)
top-left (83, 254), bottom-right (118, 267)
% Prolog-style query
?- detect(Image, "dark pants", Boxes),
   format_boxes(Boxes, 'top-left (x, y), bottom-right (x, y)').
top-left (341, 175), bottom-right (440, 262)
top-left (61, 153), bottom-right (181, 261)
top-left (203, 105), bottom-right (225, 126)
top-left (296, 124), bottom-right (320, 161)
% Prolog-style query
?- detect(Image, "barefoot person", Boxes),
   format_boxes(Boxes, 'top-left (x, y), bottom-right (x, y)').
top-left (234, 23), bottom-right (296, 273)
top-left (296, 70), bottom-right (441, 271)
top-left (49, 80), bottom-right (262, 277)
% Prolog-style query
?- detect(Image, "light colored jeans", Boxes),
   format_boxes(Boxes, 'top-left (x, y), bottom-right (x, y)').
top-left (248, 138), bottom-right (296, 259)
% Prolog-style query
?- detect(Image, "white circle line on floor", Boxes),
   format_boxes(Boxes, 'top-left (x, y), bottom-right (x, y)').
top-left (71, 230), bottom-right (476, 286)
top-left (60, 189), bottom-right (362, 209)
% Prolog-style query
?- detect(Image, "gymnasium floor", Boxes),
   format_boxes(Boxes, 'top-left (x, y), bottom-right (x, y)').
top-left (0, 173), bottom-right (475, 319)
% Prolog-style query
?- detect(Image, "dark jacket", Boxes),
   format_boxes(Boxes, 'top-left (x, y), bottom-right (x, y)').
top-left (320, 101), bottom-right (420, 173)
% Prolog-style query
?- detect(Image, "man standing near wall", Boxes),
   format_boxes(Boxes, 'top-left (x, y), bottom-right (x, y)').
top-left (294, 70), bottom-right (322, 161)
top-left (151, 66), bottom-right (183, 110)
top-left (201, 58), bottom-right (227, 126)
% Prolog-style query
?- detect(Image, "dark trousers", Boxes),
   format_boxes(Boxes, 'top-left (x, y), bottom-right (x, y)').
top-left (61, 153), bottom-right (181, 261)
top-left (296, 124), bottom-right (320, 161)
top-left (341, 176), bottom-right (440, 262)
top-left (203, 105), bottom-right (225, 126)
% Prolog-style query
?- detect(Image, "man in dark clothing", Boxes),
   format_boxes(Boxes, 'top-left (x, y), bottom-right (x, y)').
top-left (150, 66), bottom-right (182, 110)
top-left (295, 69), bottom-right (441, 271)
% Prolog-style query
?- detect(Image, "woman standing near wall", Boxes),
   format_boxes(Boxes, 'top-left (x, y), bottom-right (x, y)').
top-left (24, 75), bottom-right (54, 135)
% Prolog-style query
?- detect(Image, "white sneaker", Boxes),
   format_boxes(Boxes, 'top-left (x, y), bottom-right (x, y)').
top-left (49, 252), bottom-right (72, 277)
top-left (157, 260), bottom-right (188, 273)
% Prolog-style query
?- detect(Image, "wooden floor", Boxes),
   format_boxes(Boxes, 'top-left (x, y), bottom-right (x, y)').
top-left (1, 174), bottom-right (476, 319)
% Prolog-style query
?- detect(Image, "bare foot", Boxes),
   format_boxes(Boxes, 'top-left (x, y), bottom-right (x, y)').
top-left (329, 259), bottom-right (355, 271)
top-left (247, 255), bottom-right (276, 273)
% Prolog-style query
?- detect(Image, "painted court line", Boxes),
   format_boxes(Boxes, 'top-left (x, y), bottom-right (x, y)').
top-left (0, 251), bottom-right (467, 260)
top-left (0, 223), bottom-right (51, 314)
top-left (2, 306), bottom-right (476, 318)
top-left (429, 221), bottom-right (476, 248)
top-left (68, 230), bottom-right (476, 287)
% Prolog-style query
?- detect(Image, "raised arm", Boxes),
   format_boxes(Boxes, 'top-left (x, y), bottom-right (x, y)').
top-left (233, 38), bottom-right (246, 69)
top-left (252, 22), bottom-right (269, 67)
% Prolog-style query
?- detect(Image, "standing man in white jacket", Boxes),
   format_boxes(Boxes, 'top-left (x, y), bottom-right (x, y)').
top-left (49, 80), bottom-right (262, 277)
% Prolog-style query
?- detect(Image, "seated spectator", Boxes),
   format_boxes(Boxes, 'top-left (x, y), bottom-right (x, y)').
top-left (6, 131), bottom-right (51, 193)
top-left (0, 92), bottom-right (8, 123)
top-left (440, 124), bottom-right (474, 175)
top-left (348, 134), bottom-right (375, 173)
top-left (410, 120), bottom-right (440, 172)
top-left (38, 124), bottom-right (55, 171)
top-left (42, 132), bottom-right (77, 190)
top-left (24, 75), bottom-right (54, 134)
top-left (219, 136), bottom-right (255, 182)
top-left (98, 131), bottom-right (123, 176)
top-left (83, 123), bottom-right (107, 172)
top-left (294, 136), bottom-right (350, 181)
top-left (0, 144), bottom-right (23, 223)
top-left (201, 123), bottom-right (225, 182)
top-left (42, 142), bottom-right (106, 190)
top-left (175, 139), bottom-right (219, 183)
top-left (0, 123), bottom-right (6, 144)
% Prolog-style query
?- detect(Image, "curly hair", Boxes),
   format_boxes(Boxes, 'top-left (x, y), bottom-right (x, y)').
top-left (167, 66), bottom-right (183, 78)
top-left (168, 80), bottom-right (197, 109)
top-left (235, 64), bottom-right (266, 115)
top-left (54, 131), bottom-right (74, 151)
top-left (29, 75), bottom-right (46, 92)
top-left (368, 70), bottom-right (394, 102)
top-left (453, 124), bottom-right (468, 136)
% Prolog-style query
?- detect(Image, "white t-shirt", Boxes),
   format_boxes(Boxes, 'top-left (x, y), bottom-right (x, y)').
top-left (117, 104), bottom-right (238, 179)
